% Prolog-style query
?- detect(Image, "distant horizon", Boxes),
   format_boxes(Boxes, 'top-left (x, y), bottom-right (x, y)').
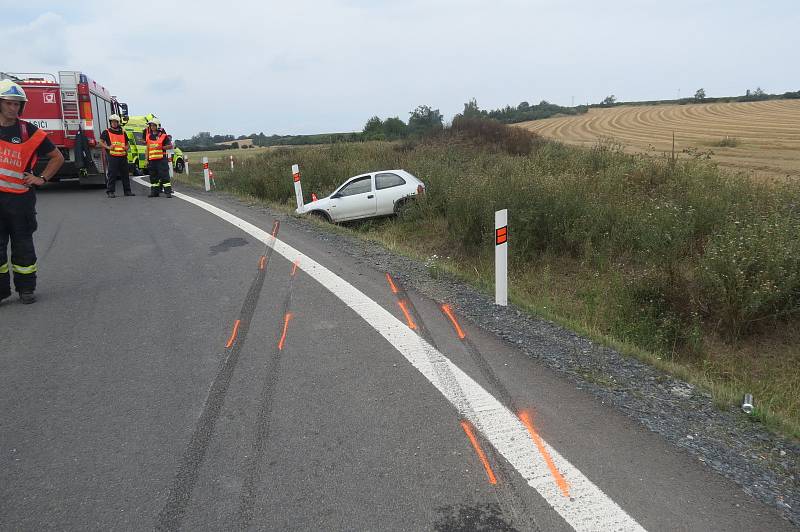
top-left (173, 88), bottom-right (800, 140)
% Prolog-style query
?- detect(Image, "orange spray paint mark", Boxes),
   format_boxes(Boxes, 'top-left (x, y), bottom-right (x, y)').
top-left (519, 410), bottom-right (570, 498)
top-left (441, 304), bottom-right (466, 339)
top-left (385, 273), bottom-right (399, 294)
top-left (278, 313), bottom-right (293, 350)
top-left (291, 259), bottom-right (300, 276)
top-left (258, 255), bottom-right (266, 270)
top-left (460, 420), bottom-right (497, 485)
top-left (397, 300), bottom-right (417, 330)
top-left (271, 220), bottom-right (280, 237)
top-left (225, 320), bottom-right (241, 348)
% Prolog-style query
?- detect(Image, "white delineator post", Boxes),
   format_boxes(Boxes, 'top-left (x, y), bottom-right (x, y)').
top-left (495, 209), bottom-right (508, 306)
top-left (167, 149), bottom-right (175, 181)
top-left (185, 156), bottom-right (189, 175)
top-left (230, 155), bottom-right (234, 171)
top-left (292, 164), bottom-right (304, 210)
top-left (203, 157), bottom-right (210, 191)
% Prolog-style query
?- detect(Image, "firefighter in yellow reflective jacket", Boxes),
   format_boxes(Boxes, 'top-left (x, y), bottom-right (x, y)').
top-left (98, 114), bottom-right (134, 198)
top-left (145, 117), bottom-right (173, 198)
top-left (0, 80), bottom-right (65, 305)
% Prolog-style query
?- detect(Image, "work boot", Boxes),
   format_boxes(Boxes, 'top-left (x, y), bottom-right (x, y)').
top-left (164, 191), bottom-right (172, 198)
top-left (0, 293), bottom-right (9, 306)
top-left (148, 191), bottom-right (160, 198)
top-left (107, 192), bottom-right (116, 198)
top-left (19, 291), bottom-right (36, 304)
top-left (124, 191), bottom-right (136, 197)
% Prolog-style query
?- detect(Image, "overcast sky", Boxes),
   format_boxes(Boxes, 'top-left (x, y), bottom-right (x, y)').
top-left (5, 0), bottom-right (798, 139)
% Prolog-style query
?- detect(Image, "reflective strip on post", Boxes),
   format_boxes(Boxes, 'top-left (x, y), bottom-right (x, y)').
top-left (203, 157), bottom-right (210, 191)
top-left (292, 163), bottom-right (304, 210)
top-left (495, 209), bottom-right (508, 306)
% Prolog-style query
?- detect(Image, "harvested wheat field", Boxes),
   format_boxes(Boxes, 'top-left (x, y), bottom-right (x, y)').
top-left (517, 99), bottom-right (800, 180)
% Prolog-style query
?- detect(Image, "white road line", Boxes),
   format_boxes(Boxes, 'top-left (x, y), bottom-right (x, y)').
top-left (159, 183), bottom-right (646, 532)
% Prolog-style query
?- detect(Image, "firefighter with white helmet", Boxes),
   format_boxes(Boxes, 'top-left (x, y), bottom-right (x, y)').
top-left (144, 116), bottom-right (173, 198)
top-left (98, 113), bottom-right (134, 198)
top-left (0, 79), bottom-right (65, 304)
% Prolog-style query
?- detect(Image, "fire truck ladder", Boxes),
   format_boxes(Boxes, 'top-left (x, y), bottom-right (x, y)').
top-left (58, 71), bottom-right (81, 139)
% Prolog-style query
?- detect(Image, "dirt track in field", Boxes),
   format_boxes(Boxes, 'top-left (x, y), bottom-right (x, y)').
top-left (516, 100), bottom-right (800, 180)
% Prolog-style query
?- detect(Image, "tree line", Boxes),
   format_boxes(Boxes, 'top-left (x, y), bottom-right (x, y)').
top-left (175, 87), bottom-right (799, 150)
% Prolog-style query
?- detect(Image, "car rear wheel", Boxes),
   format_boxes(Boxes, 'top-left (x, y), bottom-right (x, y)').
top-left (394, 198), bottom-right (414, 216)
top-left (174, 159), bottom-right (185, 173)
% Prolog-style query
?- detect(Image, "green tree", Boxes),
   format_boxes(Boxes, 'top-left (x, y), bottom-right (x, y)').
top-left (694, 88), bottom-right (706, 101)
top-left (364, 116), bottom-right (383, 139)
top-left (601, 95), bottom-right (616, 105)
top-left (461, 98), bottom-right (486, 119)
top-left (382, 117), bottom-right (407, 139)
top-left (408, 105), bottom-right (443, 136)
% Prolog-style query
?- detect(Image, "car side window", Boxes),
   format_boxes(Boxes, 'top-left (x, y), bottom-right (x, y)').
top-left (375, 173), bottom-right (406, 190)
top-left (338, 175), bottom-right (372, 197)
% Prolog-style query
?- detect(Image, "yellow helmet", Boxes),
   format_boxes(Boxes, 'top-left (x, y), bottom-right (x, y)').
top-left (0, 79), bottom-right (28, 115)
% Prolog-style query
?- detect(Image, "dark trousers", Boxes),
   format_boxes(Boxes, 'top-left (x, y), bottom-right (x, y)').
top-left (0, 190), bottom-right (38, 296)
top-left (148, 159), bottom-right (172, 195)
top-left (106, 155), bottom-right (131, 194)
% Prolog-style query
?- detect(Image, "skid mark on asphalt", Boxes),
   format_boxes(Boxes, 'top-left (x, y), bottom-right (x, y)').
top-left (39, 215), bottom-right (64, 260)
top-left (237, 258), bottom-right (299, 528)
top-left (461, 420), bottom-right (498, 485)
top-left (225, 320), bottom-right (241, 348)
top-left (385, 274), bottom-right (537, 530)
top-left (154, 221), bottom-right (279, 532)
top-left (440, 304), bottom-right (570, 499)
top-left (169, 189), bottom-right (646, 532)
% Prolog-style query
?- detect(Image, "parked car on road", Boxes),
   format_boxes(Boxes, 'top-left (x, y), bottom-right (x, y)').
top-left (296, 169), bottom-right (425, 223)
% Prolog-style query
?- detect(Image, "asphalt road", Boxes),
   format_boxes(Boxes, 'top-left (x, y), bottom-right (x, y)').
top-left (0, 180), bottom-right (794, 531)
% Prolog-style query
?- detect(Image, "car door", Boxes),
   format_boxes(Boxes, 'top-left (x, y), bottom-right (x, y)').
top-left (329, 175), bottom-right (377, 221)
top-left (374, 172), bottom-right (409, 215)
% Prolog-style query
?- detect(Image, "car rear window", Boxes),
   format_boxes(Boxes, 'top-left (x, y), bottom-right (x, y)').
top-left (375, 172), bottom-right (406, 190)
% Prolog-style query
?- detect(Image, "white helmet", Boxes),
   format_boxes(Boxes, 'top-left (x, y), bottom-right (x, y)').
top-left (109, 114), bottom-right (121, 123)
top-left (147, 116), bottom-right (160, 127)
top-left (0, 79), bottom-right (28, 115)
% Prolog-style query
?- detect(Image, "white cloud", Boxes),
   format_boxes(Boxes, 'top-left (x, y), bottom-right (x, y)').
top-left (1, 12), bottom-right (70, 66)
top-left (4, 1), bottom-right (798, 138)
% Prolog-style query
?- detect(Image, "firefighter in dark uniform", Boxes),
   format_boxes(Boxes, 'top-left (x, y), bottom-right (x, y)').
top-left (145, 117), bottom-right (173, 198)
top-left (0, 80), bottom-right (65, 305)
top-left (98, 113), bottom-right (134, 198)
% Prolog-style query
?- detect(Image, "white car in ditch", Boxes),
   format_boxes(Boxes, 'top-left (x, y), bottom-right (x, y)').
top-left (296, 169), bottom-right (426, 223)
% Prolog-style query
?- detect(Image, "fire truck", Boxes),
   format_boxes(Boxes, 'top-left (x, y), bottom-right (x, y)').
top-left (0, 71), bottom-right (128, 185)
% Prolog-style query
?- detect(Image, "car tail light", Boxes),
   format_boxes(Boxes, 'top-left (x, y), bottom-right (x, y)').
top-left (417, 184), bottom-right (425, 195)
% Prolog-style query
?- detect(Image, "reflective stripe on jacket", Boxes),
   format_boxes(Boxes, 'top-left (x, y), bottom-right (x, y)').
top-left (107, 130), bottom-right (127, 157)
top-left (0, 121), bottom-right (47, 194)
top-left (147, 132), bottom-right (167, 160)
